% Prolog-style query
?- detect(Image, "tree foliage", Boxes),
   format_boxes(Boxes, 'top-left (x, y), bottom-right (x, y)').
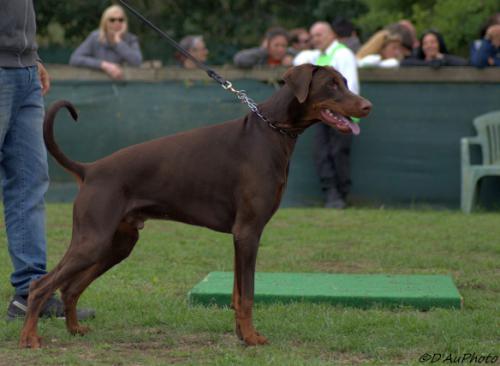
top-left (35, 0), bottom-right (499, 64)
top-left (411, 0), bottom-right (499, 54)
top-left (35, 0), bottom-right (369, 63)
top-left (358, 0), bottom-right (499, 55)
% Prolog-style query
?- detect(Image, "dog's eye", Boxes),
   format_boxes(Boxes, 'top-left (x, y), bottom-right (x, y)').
top-left (329, 81), bottom-right (339, 90)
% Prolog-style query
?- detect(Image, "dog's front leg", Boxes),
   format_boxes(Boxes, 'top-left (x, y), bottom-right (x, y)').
top-left (232, 230), bottom-right (268, 346)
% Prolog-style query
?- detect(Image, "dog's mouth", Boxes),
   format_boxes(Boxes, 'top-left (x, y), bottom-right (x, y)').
top-left (320, 109), bottom-right (360, 135)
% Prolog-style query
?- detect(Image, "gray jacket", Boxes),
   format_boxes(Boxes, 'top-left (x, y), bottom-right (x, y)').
top-left (0, 0), bottom-right (39, 67)
top-left (69, 30), bottom-right (143, 69)
top-left (233, 47), bottom-right (269, 69)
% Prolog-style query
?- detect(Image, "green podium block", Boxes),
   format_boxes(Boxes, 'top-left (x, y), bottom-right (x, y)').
top-left (188, 272), bottom-right (463, 310)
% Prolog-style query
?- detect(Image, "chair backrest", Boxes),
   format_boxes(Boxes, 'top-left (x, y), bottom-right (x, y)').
top-left (473, 111), bottom-right (500, 165)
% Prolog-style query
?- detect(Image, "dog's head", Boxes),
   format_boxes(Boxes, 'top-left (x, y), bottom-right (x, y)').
top-left (283, 64), bottom-right (372, 135)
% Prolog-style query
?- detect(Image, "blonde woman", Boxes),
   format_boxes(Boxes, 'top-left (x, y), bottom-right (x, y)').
top-left (70, 5), bottom-right (142, 79)
top-left (356, 30), bottom-right (404, 68)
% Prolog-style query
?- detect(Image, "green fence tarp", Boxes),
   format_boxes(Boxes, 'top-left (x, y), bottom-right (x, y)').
top-left (43, 79), bottom-right (500, 208)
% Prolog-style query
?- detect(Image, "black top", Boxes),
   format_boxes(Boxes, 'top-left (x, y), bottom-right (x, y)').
top-left (401, 54), bottom-right (468, 68)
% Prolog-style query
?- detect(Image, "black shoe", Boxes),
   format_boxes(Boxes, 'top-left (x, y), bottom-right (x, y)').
top-left (324, 188), bottom-right (347, 209)
top-left (6, 294), bottom-right (95, 321)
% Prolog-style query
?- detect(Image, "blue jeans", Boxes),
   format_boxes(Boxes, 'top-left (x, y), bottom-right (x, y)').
top-left (0, 66), bottom-right (49, 296)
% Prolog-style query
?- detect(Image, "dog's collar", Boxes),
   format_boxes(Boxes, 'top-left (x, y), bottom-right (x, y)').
top-left (250, 110), bottom-right (300, 139)
top-left (222, 84), bottom-right (299, 139)
top-left (266, 119), bottom-right (300, 139)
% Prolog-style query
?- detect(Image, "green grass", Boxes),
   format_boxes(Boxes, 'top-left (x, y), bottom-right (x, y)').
top-left (1, 205), bottom-right (499, 365)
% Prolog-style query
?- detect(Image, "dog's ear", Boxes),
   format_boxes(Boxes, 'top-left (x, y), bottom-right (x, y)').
top-left (282, 64), bottom-right (316, 104)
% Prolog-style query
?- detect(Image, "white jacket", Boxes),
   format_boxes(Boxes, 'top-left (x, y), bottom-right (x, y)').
top-left (293, 40), bottom-right (360, 95)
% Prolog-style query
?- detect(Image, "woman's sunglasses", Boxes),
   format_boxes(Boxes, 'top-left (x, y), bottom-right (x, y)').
top-left (108, 17), bottom-right (125, 23)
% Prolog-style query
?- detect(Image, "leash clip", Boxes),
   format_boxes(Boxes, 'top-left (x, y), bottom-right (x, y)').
top-left (222, 81), bottom-right (233, 90)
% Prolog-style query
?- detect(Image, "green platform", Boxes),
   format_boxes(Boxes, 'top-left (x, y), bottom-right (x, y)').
top-left (188, 272), bottom-right (463, 310)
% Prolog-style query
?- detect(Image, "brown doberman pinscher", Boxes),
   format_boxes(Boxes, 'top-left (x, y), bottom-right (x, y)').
top-left (19, 64), bottom-right (371, 348)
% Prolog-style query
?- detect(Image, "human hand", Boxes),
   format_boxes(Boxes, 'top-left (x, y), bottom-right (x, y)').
top-left (281, 55), bottom-right (294, 67)
top-left (113, 27), bottom-right (126, 44)
top-left (486, 24), bottom-right (500, 47)
top-left (36, 62), bottom-right (50, 95)
top-left (101, 61), bottom-right (124, 80)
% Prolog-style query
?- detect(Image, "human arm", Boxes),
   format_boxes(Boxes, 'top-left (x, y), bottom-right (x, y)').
top-left (100, 61), bottom-right (124, 79)
top-left (233, 47), bottom-right (267, 69)
top-left (281, 54), bottom-right (294, 67)
top-left (470, 25), bottom-right (500, 67)
top-left (357, 54), bottom-right (382, 68)
top-left (69, 32), bottom-right (103, 69)
top-left (358, 54), bottom-right (399, 68)
top-left (379, 58), bottom-right (400, 68)
top-left (442, 54), bottom-right (468, 66)
top-left (292, 50), bottom-right (318, 66)
top-left (70, 32), bottom-right (124, 79)
top-left (112, 34), bottom-right (143, 66)
top-left (400, 56), bottom-right (429, 67)
top-left (470, 39), bottom-right (496, 67)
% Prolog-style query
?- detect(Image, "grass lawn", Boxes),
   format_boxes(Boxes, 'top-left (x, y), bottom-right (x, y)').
top-left (0, 204), bottom-right (499, 365)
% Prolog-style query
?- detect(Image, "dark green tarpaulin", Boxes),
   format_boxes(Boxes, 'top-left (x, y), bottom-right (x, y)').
top-left (43, 79), bottom-right (500, 208)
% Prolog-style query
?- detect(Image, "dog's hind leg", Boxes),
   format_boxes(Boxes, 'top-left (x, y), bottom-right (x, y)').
top-left (60, 222), bottom-right (139, 336)
top-left (19, 206), bottom-right (124, 348)
top-left (17, 271), bottom-right (58, 348)
top-left (19, 235), bottom-right (109, 348)
top-left (19, 187), bottom-right (134, 348)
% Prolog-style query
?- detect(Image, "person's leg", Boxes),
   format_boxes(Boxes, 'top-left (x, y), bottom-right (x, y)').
top-left (314, 124), bottom-right (350, 208)
top-left (329, 128), bottom-right (353, 203)
top-left (314, 123), bottom-right (335, 189)
top-left (2, 67), bottom-right (94, 321)
top-left (1, 66), bottom-right (48, 297)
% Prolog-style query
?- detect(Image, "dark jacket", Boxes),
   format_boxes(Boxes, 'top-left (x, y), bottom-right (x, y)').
top-left (0, 0), bottom-right (38, 67)
top-left (233, 47), bottom-right (269, 69)
top-left (401, 54), bottom-right (468, 68)
top-left (69, 30), bottom-right (143, 69)
top-left (470, 39), bottom-right (500, 68)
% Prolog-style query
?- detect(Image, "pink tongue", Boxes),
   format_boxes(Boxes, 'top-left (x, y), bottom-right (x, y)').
top-left (320, 110), bottom-right (361, 135)
top-left (348, 121), bottom-right (360, 135)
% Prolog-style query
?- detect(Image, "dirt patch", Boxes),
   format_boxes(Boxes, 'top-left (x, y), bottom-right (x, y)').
top-left (0, 331), bottom-right (239, 366)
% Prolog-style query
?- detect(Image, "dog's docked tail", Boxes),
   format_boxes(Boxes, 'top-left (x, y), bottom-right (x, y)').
top-left (43, 100), bottom-right (86, 183)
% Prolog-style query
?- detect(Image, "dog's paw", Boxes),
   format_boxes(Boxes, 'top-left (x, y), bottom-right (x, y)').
top-left (69, 324), bottom-right (91, 336)
top-left (242, 331), bottom-right (268, 346)
top-left (19, 333), bottom-right (42, 349)
top-left (236, 324), bottom-right (268, 346)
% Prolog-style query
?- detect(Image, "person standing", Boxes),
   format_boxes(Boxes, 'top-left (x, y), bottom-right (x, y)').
top-left (0, 0), bottom-right (94, 320)
top-left (293, 21), bottom-right (360, 208)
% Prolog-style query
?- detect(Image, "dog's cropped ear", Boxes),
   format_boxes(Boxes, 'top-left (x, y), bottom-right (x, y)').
top-left (282, 64), bottom-right (317, 104)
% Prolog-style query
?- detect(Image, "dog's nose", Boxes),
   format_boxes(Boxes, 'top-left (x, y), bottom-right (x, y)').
top-left (360, 99), bottom-right (372, 115)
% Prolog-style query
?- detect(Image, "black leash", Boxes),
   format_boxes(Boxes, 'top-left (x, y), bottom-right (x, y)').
top-left (119, 0), bottom-right (298, 139)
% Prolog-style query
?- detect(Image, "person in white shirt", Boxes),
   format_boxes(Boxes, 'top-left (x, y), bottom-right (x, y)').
top-left (294, 21), bottom-right (359, 94)
top-left (293, 21), bottom-right (360, 209)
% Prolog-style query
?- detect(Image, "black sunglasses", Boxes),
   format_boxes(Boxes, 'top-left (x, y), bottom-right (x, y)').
top-left (109, 17), bottom-right (125, 23)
